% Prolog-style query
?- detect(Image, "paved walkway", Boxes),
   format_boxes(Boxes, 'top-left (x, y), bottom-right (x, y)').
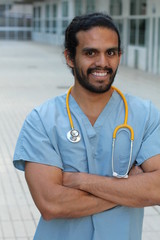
top-left (0, 41), bottom-right (160, 240)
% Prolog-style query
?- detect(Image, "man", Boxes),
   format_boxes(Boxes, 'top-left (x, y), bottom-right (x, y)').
top-left (13, 13), bottom-right (160, 240)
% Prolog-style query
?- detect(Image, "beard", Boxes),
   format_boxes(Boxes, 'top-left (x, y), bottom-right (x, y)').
top-left (73, 64), bottom-right (118, 94)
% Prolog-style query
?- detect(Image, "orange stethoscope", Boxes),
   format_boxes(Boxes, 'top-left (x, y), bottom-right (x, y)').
top-left (66, 86), bottom-right (134, 178)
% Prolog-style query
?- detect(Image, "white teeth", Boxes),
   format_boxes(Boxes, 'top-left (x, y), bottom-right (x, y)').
top-left (92, 72), bottom-right (107, 77)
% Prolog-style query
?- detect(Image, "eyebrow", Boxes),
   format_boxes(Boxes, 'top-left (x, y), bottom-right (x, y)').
top-left (82, 47), bottom-right (119, 53)
top-left (106, 47), bottom-right (119, 53)
top-left (82, 47), bottom-right (97, 53)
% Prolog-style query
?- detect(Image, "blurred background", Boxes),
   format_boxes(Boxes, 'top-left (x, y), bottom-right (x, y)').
top-left (0, 0), bottom-right (160, 75)
top-left (0, 1), bottom-right (160, 240)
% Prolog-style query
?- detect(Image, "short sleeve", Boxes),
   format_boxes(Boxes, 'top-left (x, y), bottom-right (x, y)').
top-left (136, 102), bottom-right (160, 165)
top-left (13, 109), bottom-right (63, 171)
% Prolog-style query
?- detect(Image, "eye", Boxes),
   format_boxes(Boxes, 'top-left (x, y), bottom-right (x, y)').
top-left (107, 49), bottom-right (115, 56)
top-left (86, 50), bottom-right (96, 57)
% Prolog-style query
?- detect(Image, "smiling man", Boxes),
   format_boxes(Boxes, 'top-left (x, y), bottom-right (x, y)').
top-left (67, 27), bottom-right (120, 94)
top-left (13, 13), bottom-right (160, 240)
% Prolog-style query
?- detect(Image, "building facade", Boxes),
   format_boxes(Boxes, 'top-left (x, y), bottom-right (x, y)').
top-left (0, 0), bottom-right (32, 40)
top-left (31, 0), bottom-right (160, 75)
top-left (0, 0), bottom-right (160, 75)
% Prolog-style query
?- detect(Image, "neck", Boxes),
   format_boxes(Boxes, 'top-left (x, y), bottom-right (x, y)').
top-left (70, 83), bottom-right (113, 126)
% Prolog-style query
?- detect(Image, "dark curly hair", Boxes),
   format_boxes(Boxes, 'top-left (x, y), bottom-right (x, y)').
top-left (64, 12), bottom-right (122, 61)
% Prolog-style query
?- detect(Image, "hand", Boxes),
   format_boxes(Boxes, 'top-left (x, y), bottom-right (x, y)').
top-left (129, 165), bottom-right (143, 176)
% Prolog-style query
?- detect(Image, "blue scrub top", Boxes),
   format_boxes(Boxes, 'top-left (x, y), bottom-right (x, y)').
top-left (13, 90), bottom-right (160, 240)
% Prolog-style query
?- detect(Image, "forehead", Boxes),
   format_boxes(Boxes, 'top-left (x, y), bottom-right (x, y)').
top-left (76, 27), bottom-right (119, 50)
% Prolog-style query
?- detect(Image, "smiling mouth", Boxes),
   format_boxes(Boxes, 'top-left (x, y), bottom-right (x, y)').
top-left (91, 71), bottom-right (108, 77)
top-left (88, 68), bottom-right (113, 77)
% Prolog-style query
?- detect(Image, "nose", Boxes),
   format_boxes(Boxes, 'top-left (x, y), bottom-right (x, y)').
top-left (95, 54), bottom-right (109, 68)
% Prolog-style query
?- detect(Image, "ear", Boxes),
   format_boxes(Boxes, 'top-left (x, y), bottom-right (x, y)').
top-left (64, 49), bottom-right (74, 68)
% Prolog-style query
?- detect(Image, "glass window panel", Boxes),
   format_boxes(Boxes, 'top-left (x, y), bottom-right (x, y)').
top-left (0, 16), bottom-right (5, 26)
top-left (130, 0), bottom-right (147, 15)
top-left (138, 0), bottom-right (147, 15)
top-left (129, 19), bottom-right (136, 44)
top-left (53, 20), bottom-right (57, 33)
top-left (33, 7), bottom-right (36, 18)
top-left (26, 31), bottom-right (31, 40)
top-left (38, 6), bottom-right (41, 18)
top-left (129, 18), bottom-right (147, 46)
top-left (45, 20), bottom-right (50, 33)
top-left (9, 31), bottom-right (15, 39)
top-left (138, 19), bottom-right (146, 46)
top-left (33, 7), bottom-right (41, 32)
top-left (62, 1), bottom-right (68, 17)
top-left (36, 21), bottom-right (41, 32)
top-left (45, 5), bottom-right (50, 18)
top-left (53, 4), bottom-right (57, 17)
top-left (130, 0), bottom-right (136, 15)
top-left (86, 0), bottom-right (95, 13)
top-left (18, 31), bottom-right (24, 40)
top-left (62, 20), bottom-right (68, 34)
top-left (110, 0), bottom-right (122, 16)
top-left (17, 18), bottom-right (24, 27)
top-left (75, 0), bottom-right (82, 16)
top-left (8, 17), bottom-right (16, 27)
top-left (0, 5), bottom-right (5, 17)
top-left (33, 20), bottom-right (36, 30)
top-left (26, 18), bottom-right (31, 27)
top-left (52, 4), bottom-right (57, 33)
top-left (0, 31), bottom-right (5, 39)
top-left (45, 5), bottom-right (50, 33)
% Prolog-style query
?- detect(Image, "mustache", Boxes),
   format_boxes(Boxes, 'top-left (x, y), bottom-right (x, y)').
top-left (87, 67), bottom-right (113, 75)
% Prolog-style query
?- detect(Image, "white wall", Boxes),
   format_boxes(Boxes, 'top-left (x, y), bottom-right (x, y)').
top-left (127, 46), bottom-right (147, 71)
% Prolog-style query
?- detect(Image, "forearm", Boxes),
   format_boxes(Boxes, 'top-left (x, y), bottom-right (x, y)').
top-left (25, 163), bottom-right (117, 221)
top-left (69, 171), bottom-right (160, 208)
top-left (40, 185), bottom-right (117, 220)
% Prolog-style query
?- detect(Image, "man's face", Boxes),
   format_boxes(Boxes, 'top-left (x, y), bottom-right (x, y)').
top-left (70, 27), bottom-right (121, 93)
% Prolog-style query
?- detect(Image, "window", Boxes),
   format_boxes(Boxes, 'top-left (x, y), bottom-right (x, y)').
top-left (0, 5), bottom-right (5, 17)
top-left (0, 16), bottom-right (5, 26)
top-left (33, 6), bottom-right (41, 32)
top-left (86, 0), bottom-right (95, 13)
top-left (62, 1), bottom-right (68, 34)
top-left (130, 0), bottom-right (147, 15)
top-left (75, 0), bottom-right (82, 16)
top-left (0, 5), bottom-right (6, 27)
top-left (0, 31), bottom-right (5, 39)
top-left (45, 5), bottom-right (50, 33)
top-left (26, 17), bottom-right (32, 28)
top-left (138, 19), bottom-right (146, 45)
top-left (62, 1), bottom-right (68, 17)
top-left (110, 0), bottom-right (122, 16)
top-left (130, 20), bottom-right (136, 45)
top-left (129, 19), bottom-right (147, 46)
top-left (52, 4), bottom-right (57, 33)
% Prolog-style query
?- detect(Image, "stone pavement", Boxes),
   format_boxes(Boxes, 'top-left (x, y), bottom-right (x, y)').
top-left (0, 41), bottom-right (160, 240)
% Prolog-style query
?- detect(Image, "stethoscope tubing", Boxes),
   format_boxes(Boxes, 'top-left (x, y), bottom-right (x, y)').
top-left (66, 86), bottom-right (134, 177)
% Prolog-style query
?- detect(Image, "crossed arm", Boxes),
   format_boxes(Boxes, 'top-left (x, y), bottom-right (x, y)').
top-left (25, 155), bottom-right (160, 221)
top-left (63, 155), bottom-right (160, 207)
top-left (25, 162), bottom-right (117, 220)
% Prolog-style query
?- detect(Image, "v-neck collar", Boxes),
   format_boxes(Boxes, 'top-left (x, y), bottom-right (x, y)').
top-left (68, 90), bottom-right (121, 131)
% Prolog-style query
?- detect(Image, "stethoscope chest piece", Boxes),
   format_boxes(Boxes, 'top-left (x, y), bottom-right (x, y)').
top-left (67, 129), bottom-right (81, 143)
